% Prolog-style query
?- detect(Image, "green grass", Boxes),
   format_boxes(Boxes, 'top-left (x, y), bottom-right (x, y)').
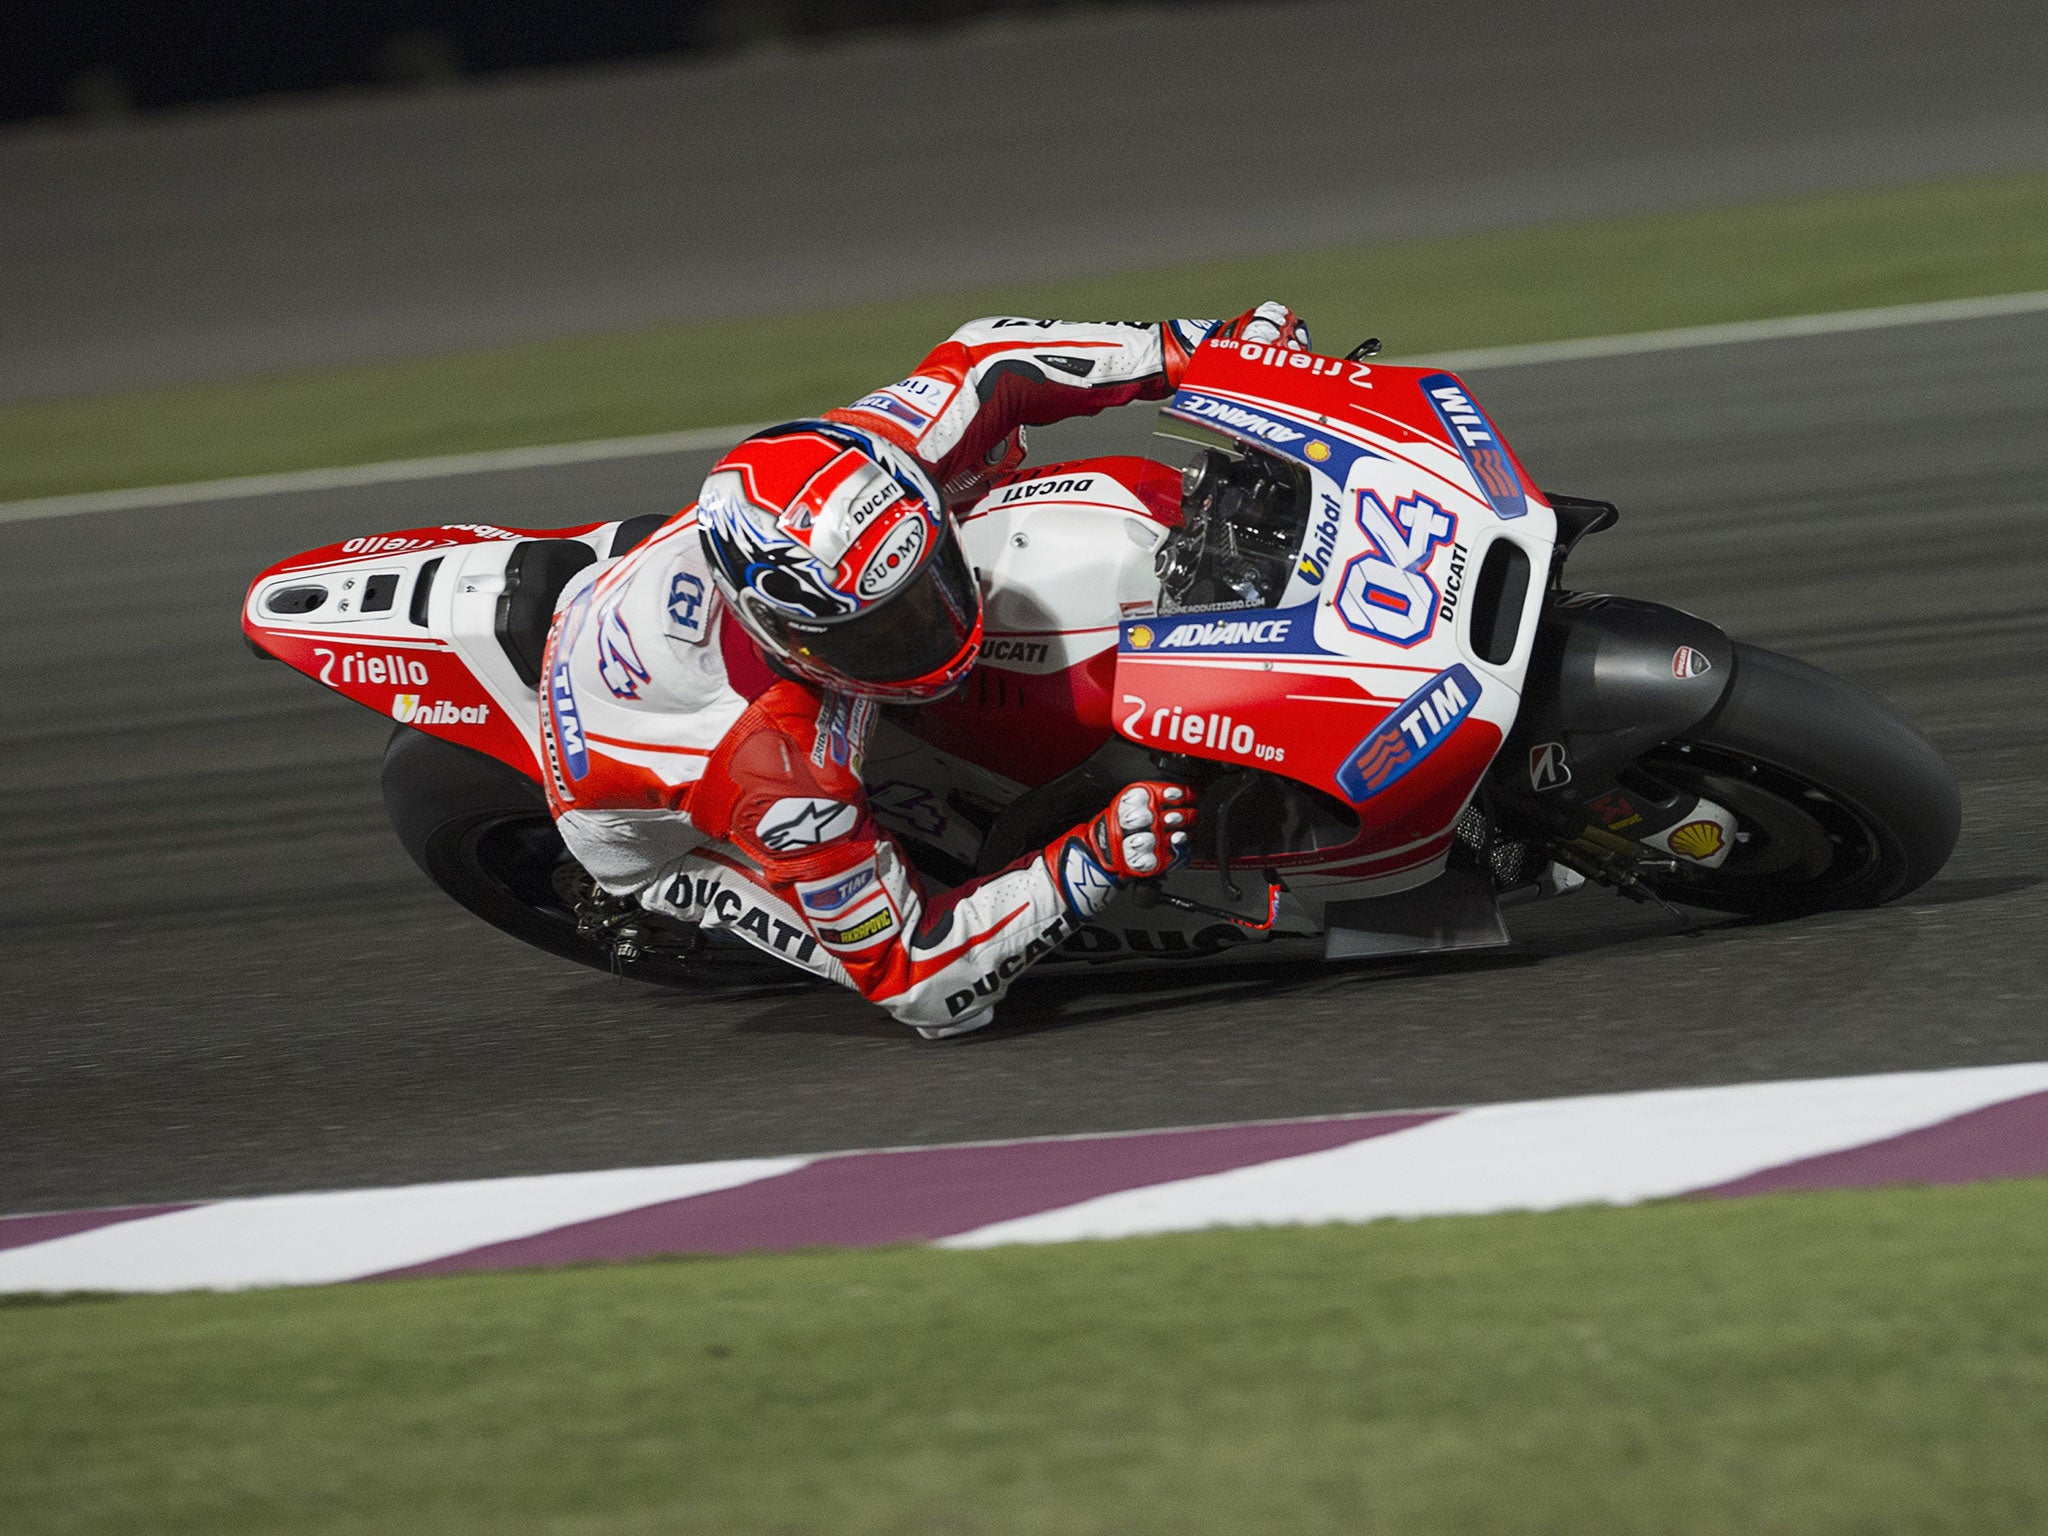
top-left (5, 1179), bottom-right (2047, 1535)
top-left (7, 166), bottom-right (2048, 502)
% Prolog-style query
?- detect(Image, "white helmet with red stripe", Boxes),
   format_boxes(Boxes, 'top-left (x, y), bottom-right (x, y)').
top-left (697, 422), bottom-right (983, 701)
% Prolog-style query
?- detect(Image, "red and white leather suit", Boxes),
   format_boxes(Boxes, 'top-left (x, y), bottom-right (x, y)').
top-left (540, 317), bottom-right (1214, 1033)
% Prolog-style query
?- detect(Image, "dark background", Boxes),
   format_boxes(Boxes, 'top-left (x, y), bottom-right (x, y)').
top-left (5, 0), bottom-right (1206, 124)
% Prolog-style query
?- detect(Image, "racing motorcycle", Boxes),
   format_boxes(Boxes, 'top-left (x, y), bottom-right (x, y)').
top-left (242, 336), bottom-right (1961, 984)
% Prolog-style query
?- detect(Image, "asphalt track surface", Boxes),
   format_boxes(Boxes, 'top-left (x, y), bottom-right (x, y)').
top-left (5, 311), bottom-right (2047, 1214)
top-left (8, 0), bottom-right (2048, 399)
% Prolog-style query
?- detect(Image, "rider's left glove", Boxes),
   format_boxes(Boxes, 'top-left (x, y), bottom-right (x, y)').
top-left (1214, 301), bottom-right (1312, 353)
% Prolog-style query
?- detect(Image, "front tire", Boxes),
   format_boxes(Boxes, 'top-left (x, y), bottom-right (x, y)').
top-left (1632, 644), bottom-right (1960, 917)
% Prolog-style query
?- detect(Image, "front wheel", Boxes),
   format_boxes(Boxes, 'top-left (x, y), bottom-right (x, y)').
top-left (1629, 644), bottom-right (1960, 917)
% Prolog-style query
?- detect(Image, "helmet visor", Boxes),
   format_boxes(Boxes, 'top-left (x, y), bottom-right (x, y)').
top-left (745, 525), bottom-right (980, 687)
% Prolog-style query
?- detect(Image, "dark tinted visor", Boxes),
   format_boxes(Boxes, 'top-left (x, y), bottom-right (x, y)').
top-left (746, 526), bottom-right (979, 686)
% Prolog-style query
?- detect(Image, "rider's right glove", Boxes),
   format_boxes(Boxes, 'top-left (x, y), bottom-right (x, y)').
top-left (1212, 301), bottom-right (1313, 353)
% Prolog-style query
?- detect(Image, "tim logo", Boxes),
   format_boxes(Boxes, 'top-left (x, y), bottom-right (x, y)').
top-left (547, 659), bottom-right (589, 779)
top-left (1334, 491), bottom-right (1458, 646)
top-left (1419, 373), bottom-right (1526, 520)
top-left (1335, 664), bottom-right (1481, 801)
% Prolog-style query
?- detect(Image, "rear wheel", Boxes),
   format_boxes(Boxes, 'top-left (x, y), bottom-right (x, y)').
top-left (381, 727), bottom-right (727, 984)
top-left (1631, 644), bottom-right (1959, 917)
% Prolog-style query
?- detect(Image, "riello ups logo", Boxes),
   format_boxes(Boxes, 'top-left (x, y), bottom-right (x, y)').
top-left (392, 693), bottom-right (491, 725)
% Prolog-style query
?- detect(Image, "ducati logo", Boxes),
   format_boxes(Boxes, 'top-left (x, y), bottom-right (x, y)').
top-left (1673, 646), bottom-right (1714, 679)
top-left (1528, 741), bottom-right (1572, 793)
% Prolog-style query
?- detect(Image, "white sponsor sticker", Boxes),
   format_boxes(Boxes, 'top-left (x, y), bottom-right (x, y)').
top-left (757, 796), bottom-right (859, 852)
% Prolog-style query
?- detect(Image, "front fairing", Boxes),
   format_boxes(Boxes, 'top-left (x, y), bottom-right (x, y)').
top-left (1116, 340), bottom-right (1556, 869)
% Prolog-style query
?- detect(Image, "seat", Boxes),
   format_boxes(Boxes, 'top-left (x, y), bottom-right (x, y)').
top-left (494, 539), bottom-right (598, 688)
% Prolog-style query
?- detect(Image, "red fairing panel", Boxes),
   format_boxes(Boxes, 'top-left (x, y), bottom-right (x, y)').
top-left (243, 520), bottom-right (613, 781)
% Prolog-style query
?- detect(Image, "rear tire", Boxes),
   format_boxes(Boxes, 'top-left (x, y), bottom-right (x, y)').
top-left (380, 727), bottom-right (710, 984)
top-left (1633, 644), bottom-right (1960, 917)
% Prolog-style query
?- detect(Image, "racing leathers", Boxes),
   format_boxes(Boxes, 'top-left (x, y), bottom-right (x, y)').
top-left (541, 315), bottom-right (1220, 1035)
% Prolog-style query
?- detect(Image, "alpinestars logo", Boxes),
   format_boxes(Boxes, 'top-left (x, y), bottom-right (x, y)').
top-left (1056, 837), bottom-right (1118, 917)
top-left (756, 797), bottom-right (859, 852)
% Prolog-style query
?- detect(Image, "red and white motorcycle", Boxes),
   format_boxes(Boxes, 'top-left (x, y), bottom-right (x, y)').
top-left (243, 338), bottom-right (1960, 983)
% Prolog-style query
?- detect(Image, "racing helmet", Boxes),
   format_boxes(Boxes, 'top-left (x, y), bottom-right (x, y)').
top-left (696, 422), bottom-right (983, 701)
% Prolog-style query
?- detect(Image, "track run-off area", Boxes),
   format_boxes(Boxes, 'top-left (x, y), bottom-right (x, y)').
top-left (3, 307), bottom-right (2045, 1216)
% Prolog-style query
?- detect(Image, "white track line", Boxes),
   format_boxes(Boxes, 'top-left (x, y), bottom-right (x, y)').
top-left (0, 421), bottom-right (774, 527)
top-left (941, 1061), bottom-right (2048, 1248)
top-left (4, 1063), bottom-right (2045, 1294)
top-left (0, 1157), bottom-right (807, 1294)
top-left (5, 287), bottom-right (2046, 528)
top-left (1409, 288), bottom-right (2048, 373)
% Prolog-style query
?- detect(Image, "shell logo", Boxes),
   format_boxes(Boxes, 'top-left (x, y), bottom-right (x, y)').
top-left (1127, 625), bottom-right (1155, 650)
top-left (1667, 818), bottom-right (1726, 861)
top-left (1305, 440), bottom-right (1332, 462)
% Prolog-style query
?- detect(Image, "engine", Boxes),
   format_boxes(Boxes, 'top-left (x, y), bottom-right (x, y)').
top-left (1153, 447), bottom-right (1311, 613)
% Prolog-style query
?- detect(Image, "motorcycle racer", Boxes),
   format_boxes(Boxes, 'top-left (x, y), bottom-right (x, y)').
top-left (540, 303), bottom-right (1311, 1036)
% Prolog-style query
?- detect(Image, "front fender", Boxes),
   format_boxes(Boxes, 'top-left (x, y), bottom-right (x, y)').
top-left (1501, 593), bottom-right (1735, 794)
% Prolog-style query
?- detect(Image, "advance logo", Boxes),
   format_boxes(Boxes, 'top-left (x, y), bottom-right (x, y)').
top-left (1122, 606), bottom-right (1311, 656)
top-left (1166, 392), bottom-right (1307, 446)
top-left (1334, 664), bottom-right (1481, 801)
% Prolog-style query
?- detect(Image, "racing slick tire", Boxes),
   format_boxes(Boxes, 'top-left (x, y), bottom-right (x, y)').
top-left (1633, 643), bottom-right (1961, 918)
top-left (380, 725), bottom-right (719, 984)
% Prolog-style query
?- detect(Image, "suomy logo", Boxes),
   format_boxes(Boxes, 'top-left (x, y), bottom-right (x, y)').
top-left (855, 516), bottom-right (927, 599)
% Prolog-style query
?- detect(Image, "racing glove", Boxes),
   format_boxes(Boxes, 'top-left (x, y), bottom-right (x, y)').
top-left (1212, 301), bottom-right (1313, 353)
top-left (1081, 782), bottom-right (1197, 880)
